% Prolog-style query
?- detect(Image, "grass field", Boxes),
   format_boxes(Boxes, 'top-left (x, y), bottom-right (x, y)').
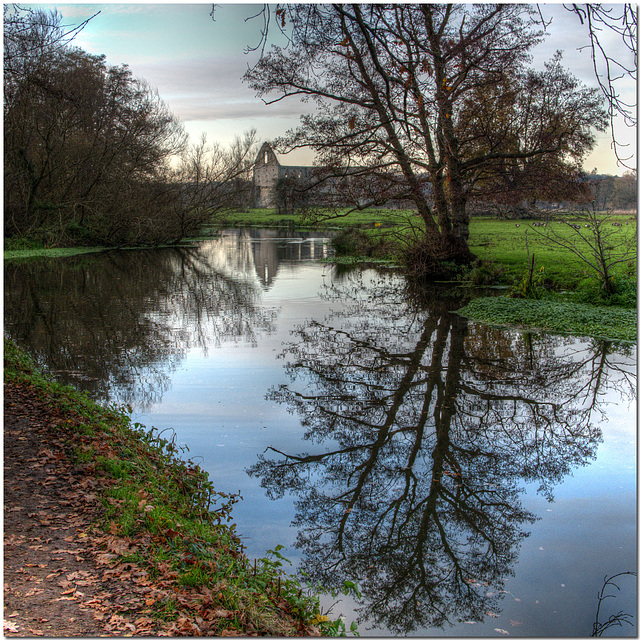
top-left (212, 207), bottom-right (412, 230)
top-left (468, 216), bottom-right (637, 288)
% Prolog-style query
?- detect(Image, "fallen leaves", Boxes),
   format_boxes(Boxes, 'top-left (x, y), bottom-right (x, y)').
top-left (3, 621), bottom-right (19, 634)
top-left (5, 377), bottom-right (324, 638)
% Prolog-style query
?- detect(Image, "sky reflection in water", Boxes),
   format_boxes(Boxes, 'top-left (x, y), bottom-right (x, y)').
top-left (4, 229), bottom-right (636, 637)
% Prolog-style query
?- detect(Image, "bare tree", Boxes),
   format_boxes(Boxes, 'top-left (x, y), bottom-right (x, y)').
top-left (166, 130), bottom-right (258, 239)
top-left (3, 7), bottom-right (189, 245)
top-left (3, 5), bottom-right (99, 112)
top-left (562, 4), bottom-right (637, 170)
top-left (244, 5), bottom-right (607, 276)
top-left (535, 199), bottom-right (637, 296)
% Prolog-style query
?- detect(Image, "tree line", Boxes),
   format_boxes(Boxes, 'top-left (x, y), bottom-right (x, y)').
top-left (588, 171), bottom-right (637, 211)
top-left (4, 6), bottom-right (255, 248)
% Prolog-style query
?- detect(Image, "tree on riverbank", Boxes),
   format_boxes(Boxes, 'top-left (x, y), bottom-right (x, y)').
top-left (4, 7), bottom-right (186, 246)
top-left (245, 5), bottom-right (607, 276)
top-left (4, 7), bottom-right (256, 247)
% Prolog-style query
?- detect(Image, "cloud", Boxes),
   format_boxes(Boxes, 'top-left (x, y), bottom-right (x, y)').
top-left (168, 98), bottom-right (314, 122)
top-left (131, 55), bottom-right (316, 122)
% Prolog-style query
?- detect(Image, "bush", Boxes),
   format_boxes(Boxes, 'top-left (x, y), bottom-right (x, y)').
top-left (402, 236), bottom-right (470, 280)
top-left (460, 260), bottom-right (507, 286)
top-left (573, 276), bottom-right (637, 309)
top-left (331, 227), bottom-right (393, 259)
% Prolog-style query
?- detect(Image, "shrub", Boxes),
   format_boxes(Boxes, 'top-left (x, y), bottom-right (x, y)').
top-left (461, 260), bottom-right (507, 286)
top-left (401, 236), bottom-right (469, 280)
top-left (573, 276), bottom-right (637, 309)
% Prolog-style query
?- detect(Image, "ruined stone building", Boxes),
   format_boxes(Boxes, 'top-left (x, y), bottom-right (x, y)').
top-left (252, 142), bottom-right (314, 208)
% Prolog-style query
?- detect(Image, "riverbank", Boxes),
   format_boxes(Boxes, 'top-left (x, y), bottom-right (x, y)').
top-left (3, 340), bottom-right (339, 637)
top-left (212, 209), bottom-right (636, 287)
top-left (5, 213), bottom-right (636, 342)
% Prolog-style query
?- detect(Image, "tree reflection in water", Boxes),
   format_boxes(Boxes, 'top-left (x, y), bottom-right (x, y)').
top-left (4, 243), bottom-right (276, 409)
top-left (249, 271), bottom-right (634, 634)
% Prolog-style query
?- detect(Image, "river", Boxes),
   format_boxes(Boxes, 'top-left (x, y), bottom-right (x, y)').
top-left (4, 228), bottom-right (637, 636)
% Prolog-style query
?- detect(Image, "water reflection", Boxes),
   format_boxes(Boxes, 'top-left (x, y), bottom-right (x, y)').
top-left (204, 228), bottom-right (333, 288)
top-left (4, 234), bottom-right (295, 407)
top-left (249, 272), bottom-right (635, 634)
top-left (4, 236), bottom-right (635, 634)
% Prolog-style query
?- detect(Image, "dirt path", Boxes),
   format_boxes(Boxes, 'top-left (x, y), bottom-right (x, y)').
top-left (4, 382), bottom-right (163, 637)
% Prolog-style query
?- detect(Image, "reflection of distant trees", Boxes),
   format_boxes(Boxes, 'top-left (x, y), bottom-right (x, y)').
top-left (4, 246), bottom-right (276, 409)
top-left (249, 272), bottom-right (633, 634)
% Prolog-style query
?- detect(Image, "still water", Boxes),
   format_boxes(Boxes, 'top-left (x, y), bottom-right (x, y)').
top-left (4, 229), bottom-right (637, 636)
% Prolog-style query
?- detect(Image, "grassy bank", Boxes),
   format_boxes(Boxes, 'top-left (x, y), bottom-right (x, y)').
top-left (4, 340), bottom-right (359, 636)
top-left (4, 246), bottom-right (110, 260)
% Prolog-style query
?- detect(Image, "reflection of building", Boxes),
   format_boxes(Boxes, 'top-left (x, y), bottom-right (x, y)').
top-left (251, 229), bottom-right (331, 287)
top-left (253, 143), bottom-right (314, 208)
top-left (204, 229), bottom-right (332, 288)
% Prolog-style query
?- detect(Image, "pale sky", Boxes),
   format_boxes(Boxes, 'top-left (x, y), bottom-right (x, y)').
top-left (26, 3), bottom-right (638, 174)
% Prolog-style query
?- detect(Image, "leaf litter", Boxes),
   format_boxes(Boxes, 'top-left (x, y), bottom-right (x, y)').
top-left (4, 375), bottom-right (321, 636)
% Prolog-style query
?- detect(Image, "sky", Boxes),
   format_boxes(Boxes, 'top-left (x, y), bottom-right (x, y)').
top-left (26, 3), bottom-right (638, 174)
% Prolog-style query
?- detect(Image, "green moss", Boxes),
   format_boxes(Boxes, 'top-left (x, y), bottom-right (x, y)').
top-left (458, 296), bottom-right (637, 342)
top-left (4, 246), bottom-right (109, 260)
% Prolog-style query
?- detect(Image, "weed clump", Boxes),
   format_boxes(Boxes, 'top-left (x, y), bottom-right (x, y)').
top-left (573, 276), bottom-right (637, 309)
top-left (332, 227), bottom-right (395, 260)
top-left (460, 260), bottom-right (507, 286)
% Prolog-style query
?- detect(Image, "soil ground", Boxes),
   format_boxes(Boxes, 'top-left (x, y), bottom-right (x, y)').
top-left (4, 381), bottom-right (167, 637)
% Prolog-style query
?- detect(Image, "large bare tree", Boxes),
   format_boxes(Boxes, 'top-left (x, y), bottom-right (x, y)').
top-left (245, 4), bottom-right (607, 275)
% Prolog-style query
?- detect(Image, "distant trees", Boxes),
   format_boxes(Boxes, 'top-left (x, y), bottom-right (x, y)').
top-left (245, 4), bottom-right (608, 275)
top-left (580, 172), bottom-right (636, 212)
top-left (4, 6), bottom-right (255, 247)
top-left (610, 171), bottom-right (638, 210)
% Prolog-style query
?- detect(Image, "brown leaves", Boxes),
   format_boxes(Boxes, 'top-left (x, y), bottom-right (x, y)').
top-left (106, 535), bottom-right (135, 555)
top-left (104, 613), bottom-right (136, 635)
top-left (5, 378), bottom-right (320, 638)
